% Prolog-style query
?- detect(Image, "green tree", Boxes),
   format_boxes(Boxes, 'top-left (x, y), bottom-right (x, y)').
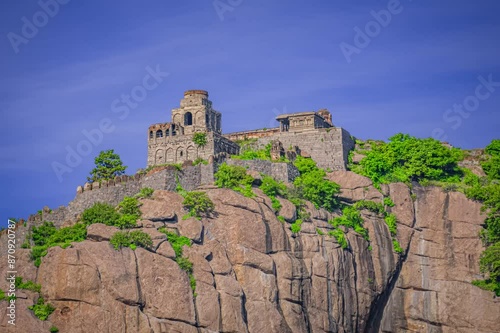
top-left (88, 149), bottom-right (127, 182)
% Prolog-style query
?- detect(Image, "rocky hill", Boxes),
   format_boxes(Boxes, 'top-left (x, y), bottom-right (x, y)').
top-left (1, 170), bottom-right (499, 333)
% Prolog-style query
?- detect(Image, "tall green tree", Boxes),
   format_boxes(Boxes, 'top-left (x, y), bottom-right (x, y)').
top-left (88, 150), bottom-right (127, 182)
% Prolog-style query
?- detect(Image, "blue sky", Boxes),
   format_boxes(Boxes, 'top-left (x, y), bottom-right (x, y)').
top-left (1, 0), bottom-right (499, 227)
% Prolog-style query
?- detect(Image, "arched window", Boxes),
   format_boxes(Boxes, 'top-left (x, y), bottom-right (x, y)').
top-left (149, 131), bottom-right (153, 139)
top-left (184, 112), bottom-right (193, 126)
top-left (165, 128), bottom-right (170, 137)
top-left (156, 130), bottom-right (163, 138)
top-left (172, 124), bottom-right (177, 136)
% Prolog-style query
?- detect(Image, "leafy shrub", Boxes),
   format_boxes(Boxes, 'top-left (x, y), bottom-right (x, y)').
top-left (472, 242), bottom-right (500, 295)
top-left (15, 277), bottom-right (41, 293)
top-left (232, 143), bottom-right (272, 161)
top-left (176, 257), bottom-right (193, 273)
top-left (193, 157), bottom-right (208, 166)
top-left (392, 239), bottom-right (404, 254)
top-left (480, 215), bottom-right (500, 245)
top-left (31, 222), bottom-right (57, 246)
top-left (290, 219), bottom-right (303, 234)
top-left (158, 228), bottom-right (196, 293)
top-left (81, 203), bottom-right (120, 226)
top-left (316, 228), bottom-right (325, 236)
top-left (116, 214), bottom-right (138, 229)
top-left (159, 228), bottom-right (192, 257)
top-left (330, 206), bottom-right (368, 240)
top-left (260, 175), bottom-right (287, 198)
top-left (21, 239), bottom-right (30, 249)
top-left (260, 175), bottom-right (287, 212)
top-left (30, 223), bottom-right (87, 267)
top-left (110, 231), bottom-right (153, 250)
top-left (135, 187), bottom-right (154, 199)
top-left (215, 163), bottom-right (254, 197)
top-left (110, 232), bottom-right (130, 249)
top-left (49, 326), bottom-right (59, 333)
top-left (182, 191), bottom-right (215, 219)
top-left (472, 279), bottom-right (500, 296)
top-left (329, 228), bottom-right (348, 249)
top-left (353, 200), bottom-right (385, 215)
top-left (350, 133), bottom-right (464, 186)
top-left (0, 289), bottom-right (6, 301)
top-left (384, 214), bottom-right (398, 236)
top-left (193, 132), bottom-right (208, 147)
top-left (293, 156), bottom-right (340, 212)
top-left (190, 275), bottom-right (197, 294)
top-left (117, 196), bottom-right (141, 217)
top-left (383, 197), bottom-right (395, 207)
top-left (28, 297), bottom-right (55, 321)
top-left (482, 155), bottom-right (500, 181)
top-left (277, 216), bottom-right (286, 223)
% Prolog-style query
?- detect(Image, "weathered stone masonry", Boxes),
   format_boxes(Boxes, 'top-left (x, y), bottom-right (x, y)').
top-left (148, 90), bottom-right (355, 171)
top-left (27, 90), bottom-right (354, 230)
top-left (147, 90), bottom-right (239, 166)
top-left (29, 158), bottom-right (298, 229)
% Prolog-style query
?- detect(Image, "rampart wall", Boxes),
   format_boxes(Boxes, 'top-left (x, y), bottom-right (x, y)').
top-left (26, 158), bottom-right (295, 229)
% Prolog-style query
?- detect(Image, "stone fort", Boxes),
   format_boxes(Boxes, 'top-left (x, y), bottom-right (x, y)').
top-left (148, 90), bottom-right (354, 170)
top-left (29, 90), bottom-right (355, 228)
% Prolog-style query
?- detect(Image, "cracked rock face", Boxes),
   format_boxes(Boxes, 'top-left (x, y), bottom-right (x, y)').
top-left (1, 173), bottom-right (500, 333)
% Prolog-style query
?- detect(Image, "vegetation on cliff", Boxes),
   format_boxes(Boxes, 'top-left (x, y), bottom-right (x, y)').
top-left (351, 135), bottom-right (500, 294)
top-left (29, 222), bottom-right (87, 267)
top-left (350, 134), bottom-right (464, 186)
top-left (293, 156), bottom-right (341, 211)
top-left (182, 191), bottom-right (215, 219)
top-left (214, 163), bottom-right (255, 197)
top-left (82, 195), bottom-right (142, 229)
top-left (110, 230), bottom-right (153, 250)
top-left (466, 140), bottom-right (500, 295)
top-left (158, 228), bottom-right (196, 293)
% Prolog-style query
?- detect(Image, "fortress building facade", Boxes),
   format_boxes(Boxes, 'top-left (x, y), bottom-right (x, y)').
top-left (148, 90), bottom-right (354, 170)
top-left (147, 90), bottom-right (239, 166)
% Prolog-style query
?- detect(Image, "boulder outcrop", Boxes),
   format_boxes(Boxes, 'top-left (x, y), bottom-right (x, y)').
top-left (1, 173), bottom-right (499, 333)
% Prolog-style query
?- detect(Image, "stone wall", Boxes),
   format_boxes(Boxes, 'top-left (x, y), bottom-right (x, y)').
top-left (26, 157), bottom-right (298, 230)
top-left (226, 159), bottom-right (299, 183)
top-left (223, 127), bottom-right (280, 142)
top-left (27, 165), bottom-right (208, 229)
top-left (147, 132), bottom-right (239, 167)
top-left (248, 127), bottom-right (354, 170)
